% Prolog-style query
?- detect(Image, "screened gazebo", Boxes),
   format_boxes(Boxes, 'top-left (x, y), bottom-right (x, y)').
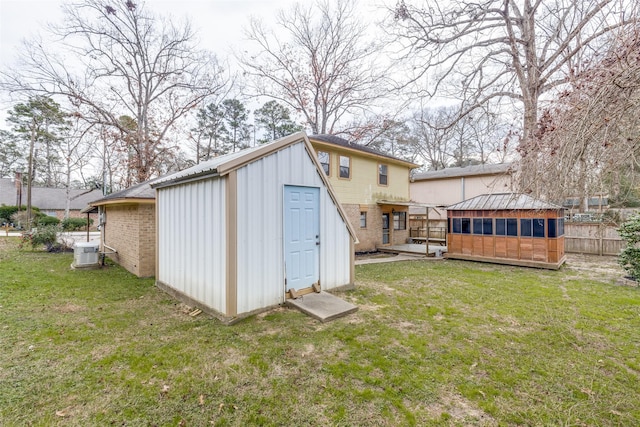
top-left (446, 193), bottom-right (565, 269)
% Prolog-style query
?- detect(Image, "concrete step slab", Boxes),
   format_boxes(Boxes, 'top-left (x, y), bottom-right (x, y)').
top-left (286, 291), bottom-right (358, 322)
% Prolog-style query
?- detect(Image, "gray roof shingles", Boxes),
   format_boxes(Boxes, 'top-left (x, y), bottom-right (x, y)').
top-left (0, 178), bottom-right (103, 211)
top-left (413, 163), bottom-right (513, 181)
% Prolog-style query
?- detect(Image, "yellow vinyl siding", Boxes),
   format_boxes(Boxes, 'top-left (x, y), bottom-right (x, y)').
top-left (315, 147), bottom-right (411, 205)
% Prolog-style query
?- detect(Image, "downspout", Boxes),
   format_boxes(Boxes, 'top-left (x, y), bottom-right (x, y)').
top-left (461, 177), bottom-right (466, 201)
top-left (98, 206), bottom-right (117, 264)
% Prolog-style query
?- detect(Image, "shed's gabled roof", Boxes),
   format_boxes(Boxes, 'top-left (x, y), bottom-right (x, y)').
top-left (413, 163), bottom-right (513, 181)
top-left (90, 176), bottom-right (163, 206)
top-left (150, 132), bottom-right (358, 242)
top-left (447, 193), bottom-right (562, 211)
top-left (152, 133), bottom-right (309, 188)
top-left (309, 134), bottom-right (419, 168)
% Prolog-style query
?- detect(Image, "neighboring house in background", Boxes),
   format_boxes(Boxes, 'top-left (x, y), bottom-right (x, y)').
top-left (89, 177), bottom-right (160, 278)
top-left (0, 175), bottom-right (102, 222)
top-left (411, 163), bottom-right (515, 207)
top-left (309, 134), bottom-right (420, 252)
top-left (409, 163), bottom-right (515, 233)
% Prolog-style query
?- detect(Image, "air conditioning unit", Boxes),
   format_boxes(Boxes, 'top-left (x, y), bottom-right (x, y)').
top-left (73, 242), bottom-right (100, 268)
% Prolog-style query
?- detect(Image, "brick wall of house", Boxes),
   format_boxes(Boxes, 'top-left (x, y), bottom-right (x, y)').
top-left (344, 203), bottom-right (381, 252)
top-left (136, 204), bottom-right (156, 278)
top-left (100, 203), bottom-right (155, 278)
top-left (343, 203), bottom-right (409, 252)
top-left (102, 205), bottom-right (141, 276)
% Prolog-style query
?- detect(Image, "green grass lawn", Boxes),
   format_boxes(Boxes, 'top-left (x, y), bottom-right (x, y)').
top-left (1, 237), bottom-right (639, 426)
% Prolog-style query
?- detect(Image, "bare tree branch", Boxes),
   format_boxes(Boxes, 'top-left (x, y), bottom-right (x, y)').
top-left (1, 0), bottom-right (230, 184)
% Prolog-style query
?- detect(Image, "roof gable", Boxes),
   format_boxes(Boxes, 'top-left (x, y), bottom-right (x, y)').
top-left (151, 132), bottom-right (358, 242)
top-left (153, 132), bottom-right (313, 188)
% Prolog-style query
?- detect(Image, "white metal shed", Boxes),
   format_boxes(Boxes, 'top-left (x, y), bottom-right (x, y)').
top-left (151, 132), bottom-right (358, 322)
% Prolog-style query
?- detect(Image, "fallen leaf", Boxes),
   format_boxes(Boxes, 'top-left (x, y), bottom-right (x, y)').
top-left (218, 403), bottom-right (224, 413)
top-left (55, 408), bottom-right (70, 417)
top-left (199, 395), bottom-right (205, 406)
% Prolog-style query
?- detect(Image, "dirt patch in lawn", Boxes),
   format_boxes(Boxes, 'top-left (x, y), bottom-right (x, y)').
top-left (563, 253), bottom-right (625, 282)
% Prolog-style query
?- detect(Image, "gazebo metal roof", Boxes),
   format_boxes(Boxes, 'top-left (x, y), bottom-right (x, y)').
top-left (447, 193), bottom-right (563, 211)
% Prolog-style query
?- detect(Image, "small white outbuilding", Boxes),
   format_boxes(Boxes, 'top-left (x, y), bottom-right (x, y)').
top-left (151, 132), bottom-right (358, 322)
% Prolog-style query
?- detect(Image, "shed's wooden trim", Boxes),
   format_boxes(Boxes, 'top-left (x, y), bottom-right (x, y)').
top-left (155, 190), bottom-right (159, 279)
top-left (225, 171), bottom-right (238, 317)
top-left (349, 239), bottom-right (355, 284)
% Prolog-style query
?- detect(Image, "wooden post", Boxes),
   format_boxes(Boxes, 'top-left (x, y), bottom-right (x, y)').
top-left (426, 206), bottom-right (430, 257)
top-left (86, 212), bottom-right (90, 242)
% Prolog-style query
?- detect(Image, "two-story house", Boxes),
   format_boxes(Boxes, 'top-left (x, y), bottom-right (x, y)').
top-left (309, 135), bottom-right (419, 252)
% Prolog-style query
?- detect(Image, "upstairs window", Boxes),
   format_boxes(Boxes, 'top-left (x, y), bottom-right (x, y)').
top-left (317, 151), bottom-right (330, 175)
top-left (378, 164), bottom-right (388, 185)
top-left (339, 155), bottom-right (350, 179)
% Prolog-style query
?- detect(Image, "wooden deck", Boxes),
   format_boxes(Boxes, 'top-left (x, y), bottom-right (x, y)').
top-left (408, 236), bottom-right (447, 246)
top-left (377, 243), bottom-right (448, 257)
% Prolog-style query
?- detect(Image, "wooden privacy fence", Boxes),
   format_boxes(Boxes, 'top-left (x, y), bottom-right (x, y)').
top-left (565, 222), bottom-right (624, 256)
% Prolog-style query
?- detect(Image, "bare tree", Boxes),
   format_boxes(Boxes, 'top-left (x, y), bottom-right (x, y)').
top-left (519, 28), bottom-right (640, 208)
top-left (410, 107), bottom-right (456, 170)
top-left (1, 0), bottom-right (228, 184)
top-left (240, 0), bottom-right (390, 139)
top-left (391, 0), bottom-right (638, 185)
top-left (61, 115), bottom-right (95, 218)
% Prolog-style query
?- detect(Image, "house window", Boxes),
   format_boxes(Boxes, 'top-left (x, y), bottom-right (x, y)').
top-left (393, 212), bottom-right (406, 230)
top-left (318, 151), bottom-right (330, 175)
top-left (378, 164), bottom-right (388, 185)
top-left (360, 212), bottom-right (367, 228)
top-left (339, 155), bottom-right (350, 178)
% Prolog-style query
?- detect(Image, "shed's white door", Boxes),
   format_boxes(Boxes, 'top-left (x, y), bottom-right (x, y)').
top-left (284, 185), bottom-right (320, 291)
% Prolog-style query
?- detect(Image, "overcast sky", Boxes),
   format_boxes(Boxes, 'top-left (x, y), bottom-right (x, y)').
top-left (0, 0), bottom-right (304, 65)
top-left (0, 0), bottom-right (384, 118)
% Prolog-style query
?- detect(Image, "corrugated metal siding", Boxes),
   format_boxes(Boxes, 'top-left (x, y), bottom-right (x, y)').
top-left (157, 178), bottom-right (227, 313)
top-left (235, 142), bottom-right (352, 314)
